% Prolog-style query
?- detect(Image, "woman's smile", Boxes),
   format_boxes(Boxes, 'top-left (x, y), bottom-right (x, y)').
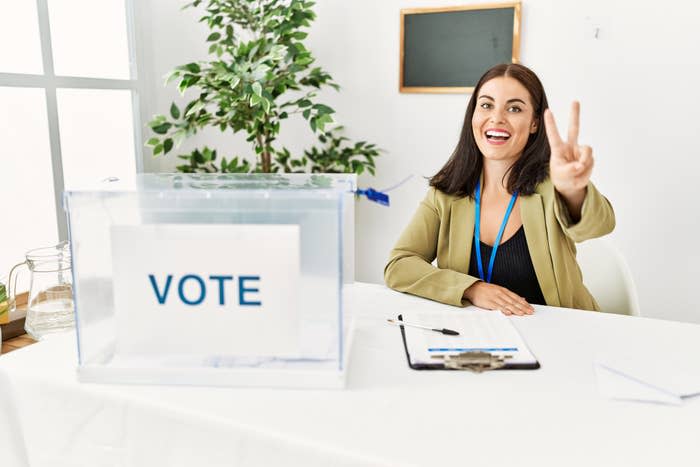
top-left (484, 128), bottom-right (512, 145)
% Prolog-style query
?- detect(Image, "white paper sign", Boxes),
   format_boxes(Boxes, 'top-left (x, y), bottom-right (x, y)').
top-left (110, 224), bottom-right (300, 357)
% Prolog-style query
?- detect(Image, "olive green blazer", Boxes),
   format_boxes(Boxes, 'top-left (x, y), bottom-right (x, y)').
top-left (384, 179), bottom-right (615, 311)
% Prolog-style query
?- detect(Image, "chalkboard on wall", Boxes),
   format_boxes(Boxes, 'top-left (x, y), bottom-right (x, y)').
top-left (400, 3), bottom-right (521, 94)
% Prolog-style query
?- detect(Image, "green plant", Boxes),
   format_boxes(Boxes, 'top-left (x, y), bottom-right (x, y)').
top-left (146, 0), bottom-right (380, 175)
top-left (0, 283), bottom-right (8, 322)
top-left (275, 126), bottom-right (379, 174)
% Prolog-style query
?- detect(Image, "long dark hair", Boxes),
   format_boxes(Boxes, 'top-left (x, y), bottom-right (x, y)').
top-left (430, 63), bottom-right (550, 198)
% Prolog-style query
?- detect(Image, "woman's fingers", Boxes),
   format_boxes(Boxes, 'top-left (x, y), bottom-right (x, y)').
top-left (499, 301), bottom-right (519, 315)
top-left (553, 145), bottom-right (593, 190)
top-left (509, 293), bottom-right (534, 315)
top-left (547, 102), bottom-right (582, 165)
top-left (575, 148), bottom-right (594, 183)
top-left (568, 101), bottom-right (580, 146)
top-left (501, 294), bottom-right (526, 312)
top-left (498, 301), bottom-right (520, 316)
top-left (557, 160), bottom-right (585, 179)
top-left (543, 109), bottom-right (564, 151)
top-left (498, 291), bottom-right (533, 316)
top-left (577, 145), bottom-right (592, 169)
top-left (500, 306), bottom-right (513, 316)
top-left (511, 299), bottom-right (534, 315)
top-left (469, 282), bottom-right (535, 316)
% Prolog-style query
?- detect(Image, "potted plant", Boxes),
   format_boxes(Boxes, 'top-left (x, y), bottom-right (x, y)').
top-left (145, 0), bottom-right (380, 175)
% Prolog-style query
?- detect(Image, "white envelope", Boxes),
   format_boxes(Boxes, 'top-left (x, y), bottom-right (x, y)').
top-left (595, 350), bottom-right (700, 405)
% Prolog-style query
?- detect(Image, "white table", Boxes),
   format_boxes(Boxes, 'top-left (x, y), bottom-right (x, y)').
top-left (1, 282), bottom-right (699, 467)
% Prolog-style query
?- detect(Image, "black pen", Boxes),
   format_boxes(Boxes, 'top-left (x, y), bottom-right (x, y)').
top-left (387, 318), bottom-right (460, 336)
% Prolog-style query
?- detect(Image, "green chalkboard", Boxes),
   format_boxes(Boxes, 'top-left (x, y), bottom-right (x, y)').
top-left (400, 4), bottom-right (521, 93)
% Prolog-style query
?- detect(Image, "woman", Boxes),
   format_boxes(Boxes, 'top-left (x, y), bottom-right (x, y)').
top-left (384, 63), bottom-right (615, 315)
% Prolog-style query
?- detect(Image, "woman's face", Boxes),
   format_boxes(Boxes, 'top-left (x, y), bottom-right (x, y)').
top-left (472, 76), bottom-right (538, 163)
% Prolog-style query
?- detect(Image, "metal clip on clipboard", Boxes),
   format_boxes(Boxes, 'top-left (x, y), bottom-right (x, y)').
top-left (431, 351), bottom-right (513, 372)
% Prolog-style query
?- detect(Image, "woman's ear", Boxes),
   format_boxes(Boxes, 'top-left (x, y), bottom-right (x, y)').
top-left (530, 118), bottom-right (538, 134)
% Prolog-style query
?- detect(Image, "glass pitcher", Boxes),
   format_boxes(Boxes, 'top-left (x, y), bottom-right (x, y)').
top-left (7, 242), bottom-right (75, 340)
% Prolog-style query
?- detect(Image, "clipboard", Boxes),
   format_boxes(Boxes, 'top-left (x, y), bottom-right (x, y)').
top-left (397, 313), bottom-right (541, 372)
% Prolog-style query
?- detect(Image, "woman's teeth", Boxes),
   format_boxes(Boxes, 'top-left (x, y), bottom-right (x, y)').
top-left (485, 130), bottom-right (511, 141)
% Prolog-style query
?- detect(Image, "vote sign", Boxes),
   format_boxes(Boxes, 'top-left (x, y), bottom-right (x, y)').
top-left (110, 224), bottom-right (300, 357)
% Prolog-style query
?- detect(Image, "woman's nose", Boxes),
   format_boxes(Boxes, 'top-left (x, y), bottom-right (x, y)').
top-left (489, 110), bottom-right (507, 124)
top-left (490, 111), bottom-right (506, 123)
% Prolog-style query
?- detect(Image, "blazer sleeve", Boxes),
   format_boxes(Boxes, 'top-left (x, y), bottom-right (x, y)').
top-left (384, 188), bottom-right (480, 307)
top-left (553, 181), bottom-right (616, 243)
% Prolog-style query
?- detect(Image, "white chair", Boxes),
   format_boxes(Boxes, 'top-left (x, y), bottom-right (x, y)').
top-left (0, 369), bottom-right (30, 467)
top-left (576, 237), bottom-right (641, 316)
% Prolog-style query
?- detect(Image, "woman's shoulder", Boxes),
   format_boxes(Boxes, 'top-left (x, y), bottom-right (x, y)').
top-left (426, 186), bottom-right (465, 205)
top-left (415, 186), bottom-right (465, 217)
top-left (533, 178), bottom-right (555, 197)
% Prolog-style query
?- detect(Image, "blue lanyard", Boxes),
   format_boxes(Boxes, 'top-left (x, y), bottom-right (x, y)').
top-left (474, 180), bottom-right (519, 283)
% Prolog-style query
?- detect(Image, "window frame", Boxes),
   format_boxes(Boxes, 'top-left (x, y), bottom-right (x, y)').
top-left (0, 0), bottom-right (144, 240)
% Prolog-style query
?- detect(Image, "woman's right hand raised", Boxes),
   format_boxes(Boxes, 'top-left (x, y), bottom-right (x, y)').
top-left (463, 281), bottom-right (534, 316)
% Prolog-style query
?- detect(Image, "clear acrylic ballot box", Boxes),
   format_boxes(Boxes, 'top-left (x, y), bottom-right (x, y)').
top-left (63, 173), bottom-right (355, 388)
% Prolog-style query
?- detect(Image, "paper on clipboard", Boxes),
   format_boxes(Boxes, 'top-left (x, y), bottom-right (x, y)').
top-left (400, 308), bottom-right (538, 366)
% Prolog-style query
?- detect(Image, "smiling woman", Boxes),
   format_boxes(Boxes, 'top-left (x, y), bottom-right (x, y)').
top-left (384, 63), bottom-right (615, 315)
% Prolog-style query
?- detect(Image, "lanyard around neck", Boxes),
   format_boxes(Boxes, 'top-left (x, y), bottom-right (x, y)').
top-left (474, 180), bottom-right (519, 283)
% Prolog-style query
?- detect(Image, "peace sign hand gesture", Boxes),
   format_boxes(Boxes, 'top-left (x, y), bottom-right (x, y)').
top-left (544, 102), bottom-right (593, 219)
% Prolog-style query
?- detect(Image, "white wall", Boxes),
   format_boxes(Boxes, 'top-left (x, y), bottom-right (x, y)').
top-left (136, 0), bottom-right (700, 323)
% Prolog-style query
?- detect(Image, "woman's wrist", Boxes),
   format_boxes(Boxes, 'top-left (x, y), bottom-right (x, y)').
top-left (463, 281), bottom-right (482, 300)
top-left (556, 185), bottom-right (587, 223)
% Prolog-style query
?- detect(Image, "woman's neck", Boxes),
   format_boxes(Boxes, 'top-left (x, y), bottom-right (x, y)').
top-left (481, 158), bottom-right (516, 196)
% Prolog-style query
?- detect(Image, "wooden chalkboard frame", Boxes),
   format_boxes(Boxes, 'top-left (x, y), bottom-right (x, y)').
top-left (400, 2), bottom-right (522, 94)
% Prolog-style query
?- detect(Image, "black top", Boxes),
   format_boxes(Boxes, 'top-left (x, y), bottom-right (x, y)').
top-left (468, 226), bottom-right (546, 305)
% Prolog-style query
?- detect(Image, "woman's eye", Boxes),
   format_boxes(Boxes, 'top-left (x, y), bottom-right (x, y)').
top-left (508, 106), bottom-right (522, 113)
top-left (479, 102), bottom-right (492, 109)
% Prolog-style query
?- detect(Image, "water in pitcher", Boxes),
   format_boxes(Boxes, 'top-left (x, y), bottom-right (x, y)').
top-left (25, 293), bottom-right (74, 339)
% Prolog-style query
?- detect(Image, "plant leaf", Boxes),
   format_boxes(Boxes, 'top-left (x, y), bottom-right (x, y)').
top-left (163, 138), bottom-right (174, 154)
top-left (312, 103), bottom-right (334, 115)
top-left (164, 70), bottom-right (180, 85)
top-left (185, 62), bottom-right (201, 73)
top-left (151, 123), bottom-right (172, 135)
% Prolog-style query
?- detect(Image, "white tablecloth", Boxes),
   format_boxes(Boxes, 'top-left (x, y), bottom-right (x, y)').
top-left (2, 282), bottom-right (700, 467)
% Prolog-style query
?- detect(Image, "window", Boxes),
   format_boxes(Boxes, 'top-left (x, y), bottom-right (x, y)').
top-left (0, 0), bottom-right (142, 274)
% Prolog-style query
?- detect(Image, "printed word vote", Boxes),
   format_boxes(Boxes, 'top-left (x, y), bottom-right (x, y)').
top-left (148, 274), bottom-right (262, 306)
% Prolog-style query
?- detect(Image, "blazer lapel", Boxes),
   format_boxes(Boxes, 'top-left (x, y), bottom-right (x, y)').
top-left (451, 173), bottom-right (482, 274)
top-left (449, 196), bottom-right (474, 274)
top-left (521, 193), bottom-right (561, 306)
